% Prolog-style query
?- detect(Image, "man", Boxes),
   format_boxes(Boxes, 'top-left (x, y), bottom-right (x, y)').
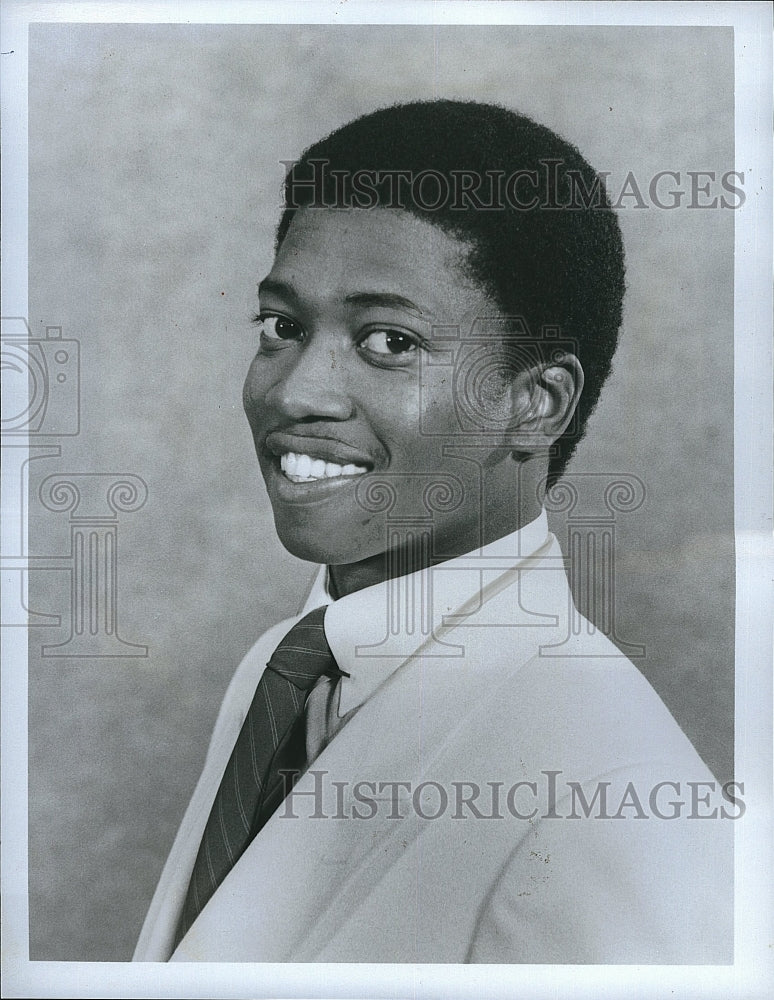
top-left (134, 101), bottom-right (732, 963)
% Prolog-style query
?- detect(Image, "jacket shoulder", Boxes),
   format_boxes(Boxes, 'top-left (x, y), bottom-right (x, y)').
top-left (489, 625), bottom-right (714, 782)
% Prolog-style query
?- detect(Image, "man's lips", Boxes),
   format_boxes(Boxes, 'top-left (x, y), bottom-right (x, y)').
top-left (262, 430), bottom-right (376, 488)
top-left (264, 430), bottom-right (375, 470)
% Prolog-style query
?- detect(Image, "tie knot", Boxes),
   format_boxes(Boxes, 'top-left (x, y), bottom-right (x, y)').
top-left (265, 605), bottom-right (348, 689)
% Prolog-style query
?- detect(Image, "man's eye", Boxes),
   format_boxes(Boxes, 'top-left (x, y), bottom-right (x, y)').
top-left (256, 314), bottom-right (303, 341)
top-left (360, 329), bottom-right (418, 356)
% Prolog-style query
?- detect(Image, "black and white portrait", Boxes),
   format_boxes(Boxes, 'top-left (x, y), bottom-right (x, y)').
top-left (1, 3), bottom-right (771, 998)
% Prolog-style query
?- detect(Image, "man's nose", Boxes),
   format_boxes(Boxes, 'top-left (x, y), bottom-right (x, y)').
top-left (254, 337), bottom-right (354, 422)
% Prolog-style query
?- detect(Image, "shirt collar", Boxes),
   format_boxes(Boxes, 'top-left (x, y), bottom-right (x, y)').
top-left (300, 510), bottom-right (550, 717)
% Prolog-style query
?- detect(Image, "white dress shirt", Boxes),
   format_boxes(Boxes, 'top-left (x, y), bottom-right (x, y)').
top-left (304, 510), bottom-right (550, 763)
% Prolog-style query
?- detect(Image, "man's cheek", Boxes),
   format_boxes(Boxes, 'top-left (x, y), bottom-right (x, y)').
top-left (415, 375), bottom-right (460, 440)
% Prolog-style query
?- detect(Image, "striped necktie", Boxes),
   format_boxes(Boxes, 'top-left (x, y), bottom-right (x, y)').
top-left (174, 605), bottom-right (346, 945)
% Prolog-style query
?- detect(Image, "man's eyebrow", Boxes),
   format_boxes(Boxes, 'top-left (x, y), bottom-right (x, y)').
top-left (344, 292), bottom-right (424, 316)
top-left (258, 281), bottom-right (426, 318)
top-left (257, 278), bottom-right (298, 302)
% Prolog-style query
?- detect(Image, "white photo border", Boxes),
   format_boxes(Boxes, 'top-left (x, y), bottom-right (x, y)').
top-left (1, 1), bottom-right (772, 997)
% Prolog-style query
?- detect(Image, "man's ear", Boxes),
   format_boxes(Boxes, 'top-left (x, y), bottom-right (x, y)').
top-left (505, 353), bottom-right (584, 452)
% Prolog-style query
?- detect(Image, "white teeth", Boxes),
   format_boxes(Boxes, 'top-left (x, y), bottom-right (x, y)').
top-left (279, 451), bottom-right (368, 483)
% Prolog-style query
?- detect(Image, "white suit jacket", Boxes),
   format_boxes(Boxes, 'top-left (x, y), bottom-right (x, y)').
top-left (134, 527), bottom-right (733, 963)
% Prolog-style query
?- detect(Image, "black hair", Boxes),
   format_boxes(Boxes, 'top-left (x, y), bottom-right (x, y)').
top-left (277, 100), bottom-right (626, 487)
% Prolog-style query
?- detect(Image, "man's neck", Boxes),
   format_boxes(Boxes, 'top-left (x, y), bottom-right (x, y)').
top-left (328, 509), bottom-right (545, 599)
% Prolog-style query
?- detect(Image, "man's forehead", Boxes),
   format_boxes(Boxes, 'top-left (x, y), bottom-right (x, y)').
top-left (265, 207), bottom-right (494, 319)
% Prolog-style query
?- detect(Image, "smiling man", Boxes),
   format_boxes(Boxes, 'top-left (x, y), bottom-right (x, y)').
top-left (134, 101), bottom-right (732, 964)
top-left (247, 206), bottom-right (579, 591)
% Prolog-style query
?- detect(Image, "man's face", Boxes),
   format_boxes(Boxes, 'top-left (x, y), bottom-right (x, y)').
top-left (243, 207), bottom-right (517, 570)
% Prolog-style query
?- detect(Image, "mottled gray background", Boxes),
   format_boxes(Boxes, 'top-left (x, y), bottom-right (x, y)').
top-left (27, 24), bottom-right (734, 961)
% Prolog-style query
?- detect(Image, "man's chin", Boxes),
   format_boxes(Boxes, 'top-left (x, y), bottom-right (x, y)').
top-left (272, 516), bottom-right (381, 568)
